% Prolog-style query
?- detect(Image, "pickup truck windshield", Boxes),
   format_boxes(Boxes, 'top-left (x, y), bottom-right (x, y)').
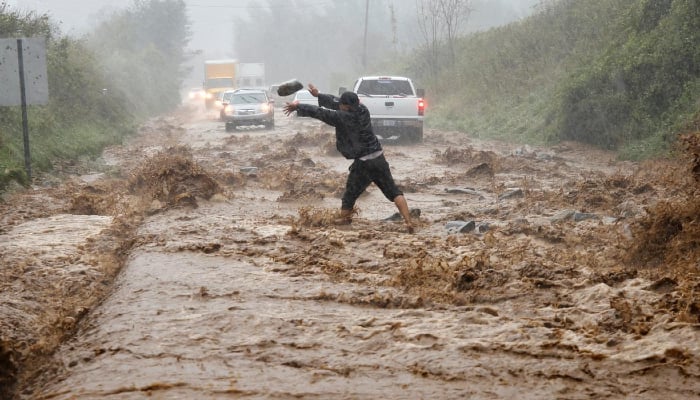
top-left (357, 80), bottom-right (413, 96)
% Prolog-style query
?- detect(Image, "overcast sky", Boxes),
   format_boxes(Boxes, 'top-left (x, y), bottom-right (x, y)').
top-left (6, 0), bottom-right (539, 87)
top-left (9, 0), bottom-right (237, 57)
top-left (8, 1), bottom-right (538, 56)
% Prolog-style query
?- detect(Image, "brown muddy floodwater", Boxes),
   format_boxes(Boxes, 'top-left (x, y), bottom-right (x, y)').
top-left (1, 103), bottom-right (699, 399)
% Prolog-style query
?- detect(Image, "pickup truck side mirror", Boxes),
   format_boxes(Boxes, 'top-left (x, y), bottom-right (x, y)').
top-left (339, 87), bottom-right (347, 95)
top-left (416, 88), bottom-right (425, 97)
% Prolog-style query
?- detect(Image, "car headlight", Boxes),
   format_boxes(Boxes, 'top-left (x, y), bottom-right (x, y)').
top-left (260, 103), bottom-right (270, 113)
top-left (224, 105), bottom-right (233, 114)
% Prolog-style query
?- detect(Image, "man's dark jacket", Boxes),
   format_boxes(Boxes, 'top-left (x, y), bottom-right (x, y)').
top-left (296, 93), bottom-right (382, 159)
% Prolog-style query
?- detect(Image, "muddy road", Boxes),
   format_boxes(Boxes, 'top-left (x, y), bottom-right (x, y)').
top-left (1, 104), bottom-right (699, 399)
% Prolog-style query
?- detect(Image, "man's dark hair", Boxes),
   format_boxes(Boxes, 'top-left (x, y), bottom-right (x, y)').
top-left (340, 91), bottom-right (360, 107)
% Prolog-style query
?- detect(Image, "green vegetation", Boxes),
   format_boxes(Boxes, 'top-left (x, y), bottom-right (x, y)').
top-left (0, 0), bottom-right (190, 191)
top-left (412, 0), bottom-right (700, 159)
top-left (87, 0), bottom-right (191, 117)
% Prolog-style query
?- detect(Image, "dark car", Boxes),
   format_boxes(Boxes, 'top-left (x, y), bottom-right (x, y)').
top-left (221, 89), bottom-right (275, 131)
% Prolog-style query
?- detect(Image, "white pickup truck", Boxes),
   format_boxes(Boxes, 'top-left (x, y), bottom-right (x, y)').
top-left (340, 76), bottom-right (425, 143)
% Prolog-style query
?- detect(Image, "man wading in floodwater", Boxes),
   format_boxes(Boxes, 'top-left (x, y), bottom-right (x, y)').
top-left (284, 83), bottom-right (416, 234)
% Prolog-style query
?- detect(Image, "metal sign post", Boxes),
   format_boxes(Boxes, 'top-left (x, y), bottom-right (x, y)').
top-left (0, 37), bottom-right (49, 181)
top-left (17, 39), bottom-right (32, 179)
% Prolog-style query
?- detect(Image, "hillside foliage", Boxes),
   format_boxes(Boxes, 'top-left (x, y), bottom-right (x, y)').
top-left (0, 0), bottom-right (191, 190)
top-left (414, 0), bottom-right (700, 158)
top-left (87, 0), bottom-right (191, 117)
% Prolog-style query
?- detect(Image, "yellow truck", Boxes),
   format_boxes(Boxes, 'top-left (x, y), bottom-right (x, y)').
top-left (203, 59), bottom-right (237, 109)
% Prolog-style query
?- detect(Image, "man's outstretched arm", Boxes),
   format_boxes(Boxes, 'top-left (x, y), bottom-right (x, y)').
top-left (296, 104), bottom-right (342, 126)
top-left (308, 83), bottom-right (340, 110)
top-left (283, 101), bottom-right (342, 127)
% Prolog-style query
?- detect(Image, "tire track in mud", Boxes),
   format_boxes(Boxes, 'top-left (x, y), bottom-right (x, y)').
top-left (3, 105), bottom-right (699, 399)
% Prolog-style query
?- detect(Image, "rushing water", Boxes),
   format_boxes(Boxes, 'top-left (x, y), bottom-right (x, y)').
top-left (6, 107), bottom-right (698, 399)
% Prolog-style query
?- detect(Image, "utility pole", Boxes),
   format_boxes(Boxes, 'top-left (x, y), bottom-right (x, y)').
top-left (362, 0), bottom-right (369, 71)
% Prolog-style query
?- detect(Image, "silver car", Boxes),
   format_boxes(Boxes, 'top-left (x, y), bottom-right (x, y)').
top-left (291, 90), bottom-right (318, 117)
top-left (221, 89), bottom-right (275, 131)
top-left (292, 90), bottom-right (317, 106)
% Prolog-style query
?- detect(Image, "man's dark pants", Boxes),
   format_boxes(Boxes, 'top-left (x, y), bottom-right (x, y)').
top-left (341, 154), bottom-right (403, 210)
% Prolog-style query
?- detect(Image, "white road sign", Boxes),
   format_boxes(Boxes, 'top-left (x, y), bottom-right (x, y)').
top-left (0, 37), bottom-right (49, 106)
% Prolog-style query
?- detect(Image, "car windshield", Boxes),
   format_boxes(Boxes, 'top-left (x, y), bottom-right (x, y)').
top-left (231, 93), bottom-right (267, 104)
top-left (357, 79), bottom-right (413, 96)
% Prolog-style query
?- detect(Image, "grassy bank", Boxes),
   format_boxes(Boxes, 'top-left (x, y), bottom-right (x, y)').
top-left (0, 113), bottom-right (134, 184)
top-left (0, 8), bottom-right (130, 190)
top-left (0, 0), bottom-right (190, 191)
top-left (413, 0), bottom-right (700, 159)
